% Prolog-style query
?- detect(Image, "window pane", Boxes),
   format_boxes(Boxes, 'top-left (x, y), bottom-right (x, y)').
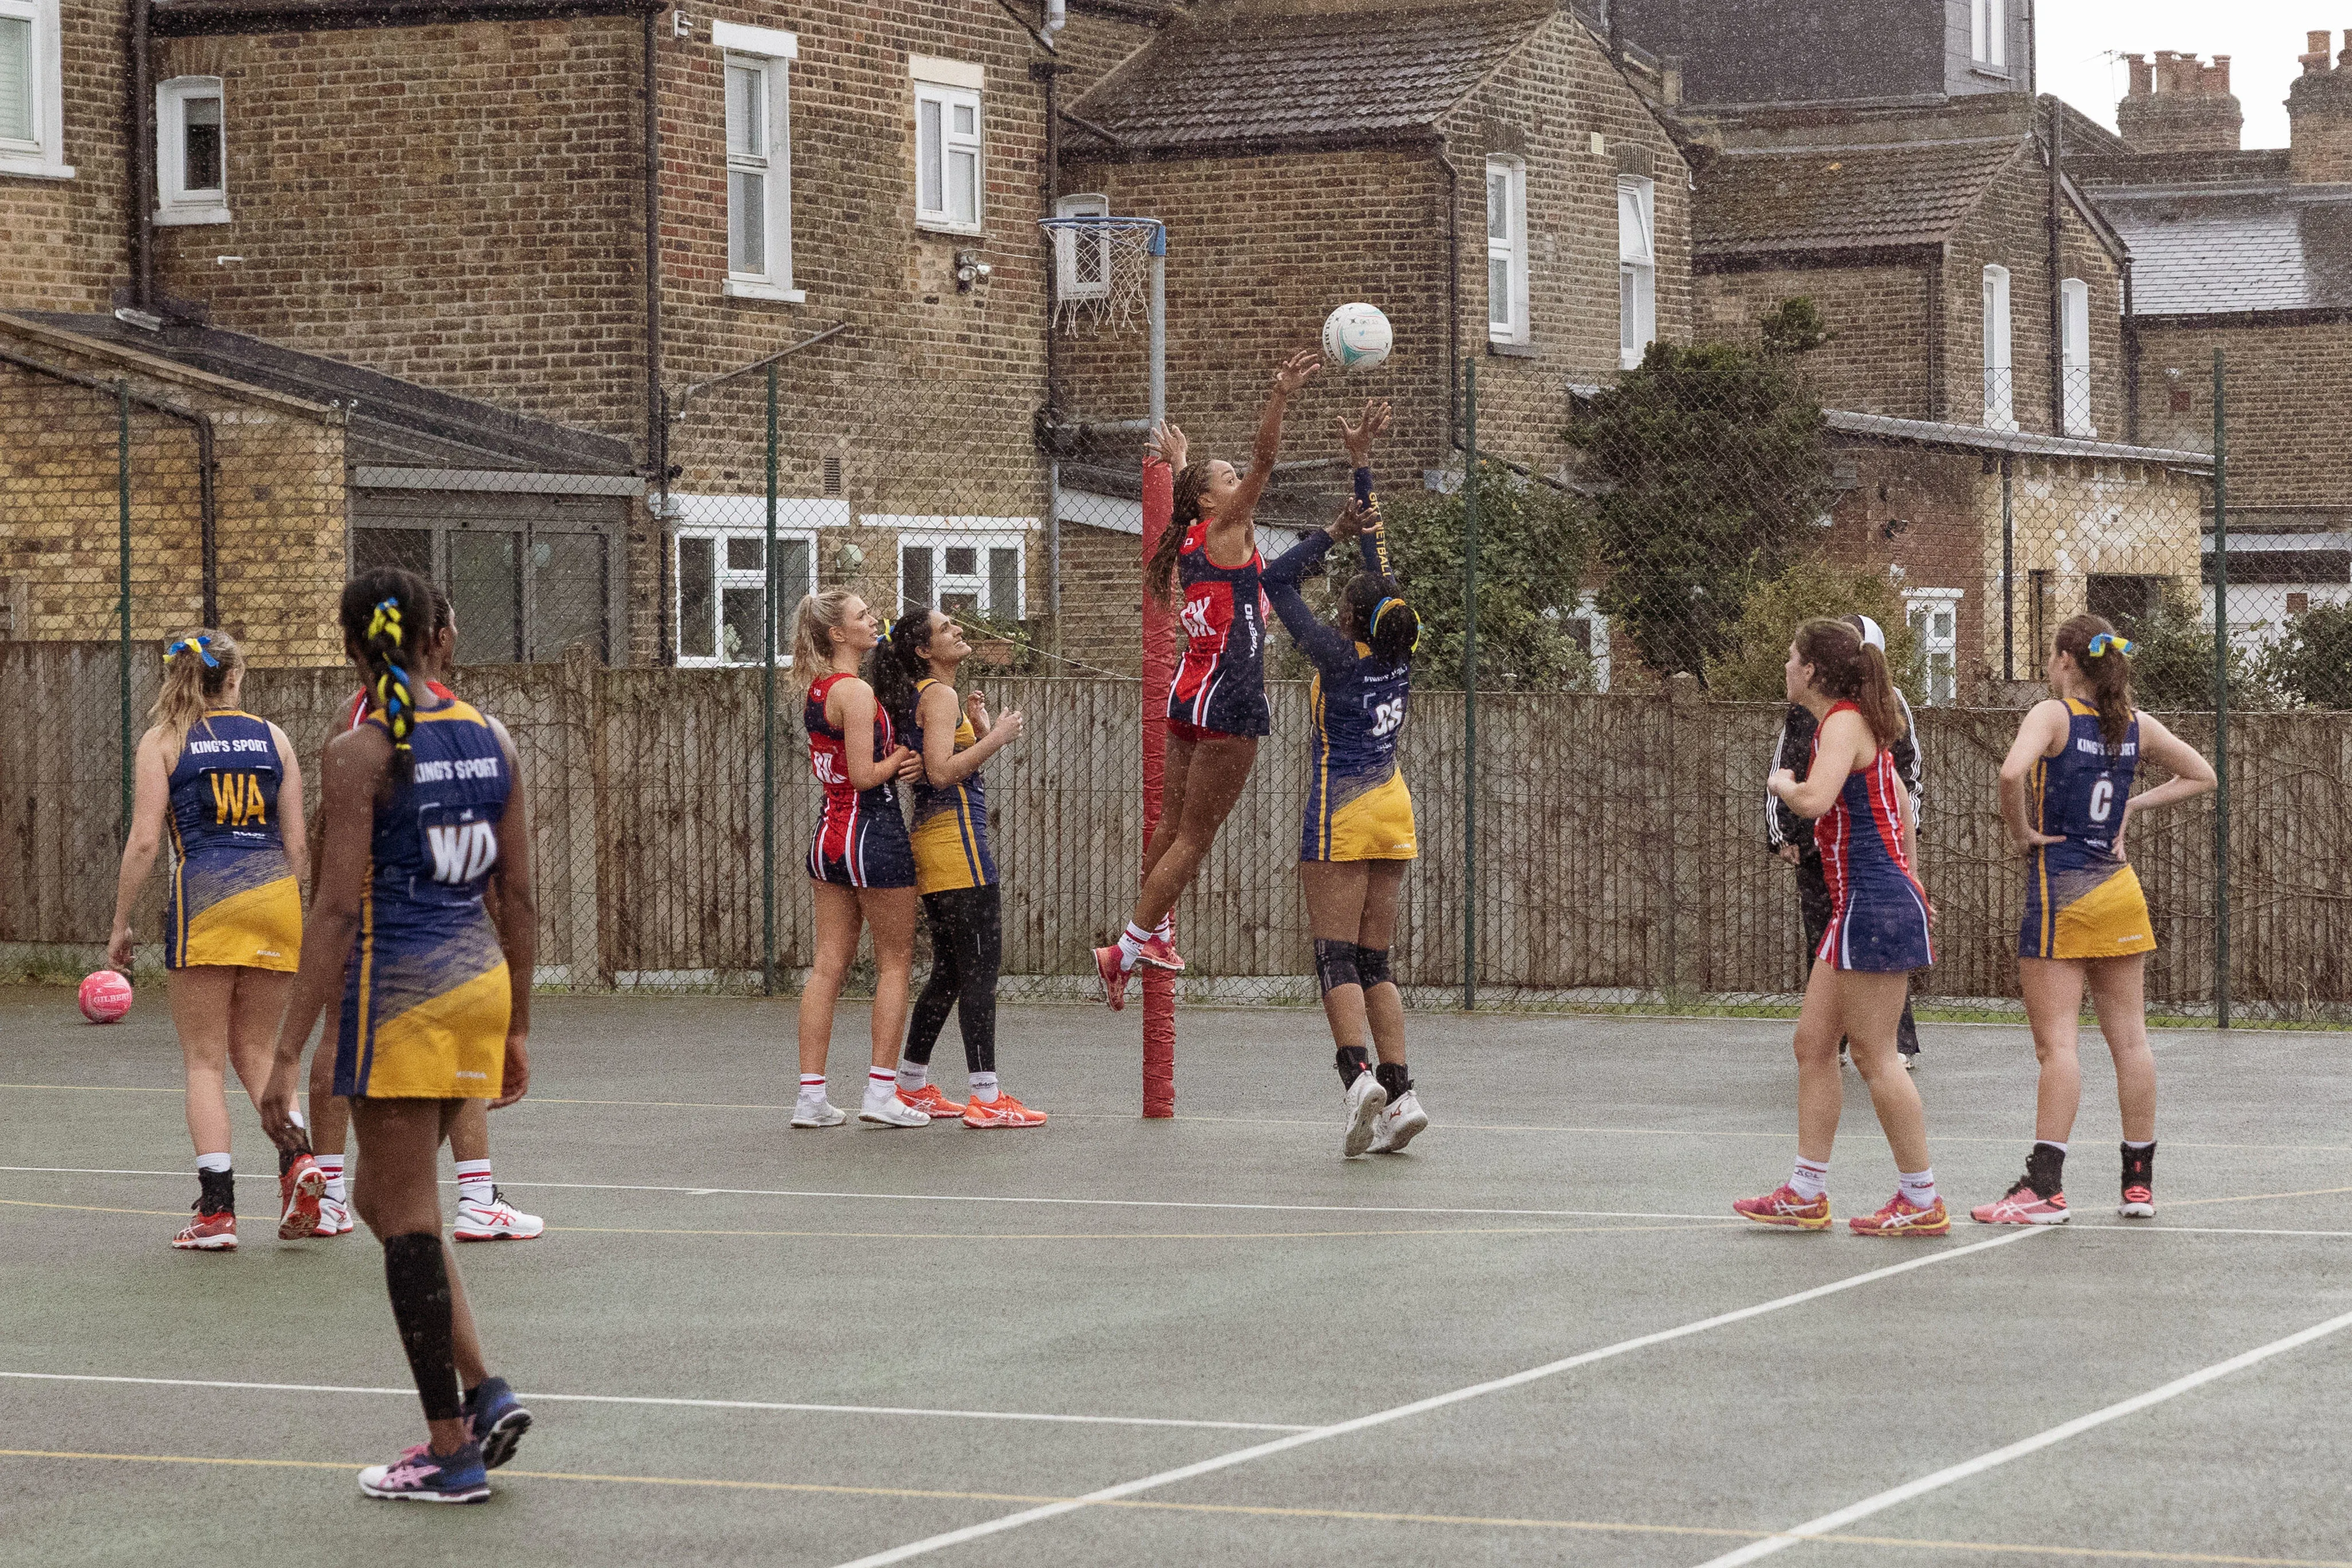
top-left (944, 545), bottom-right (977, 575)
top-left (942, 591), bottom-right (980, 620)
top-left (1618, 186), bottom-right (1651, 263)
top-left (1488, 258), bottom-right (1510, 326)
top-left (183, 96), bottom-right (222, 191)
top-left (721, 586), bottom-right (765, 664)
top-left (730, 170), bottom-right (766, 274)
top-left (352, 526), bottom-right (432, 578)
top-left (450, 531), bottom-right (521, 664)
top-left (727, 64), bottom-right (763, 158)
top-left (726, 535), bottom-right (763, 573)
top-left (988, 546), bottom-right (1020, 619)
top-left (0, 19), bottom-right (29, 143)
top-left (1621, 266), bottom-right (1638, 362)
top-left (678, 536), bottom-right (716, 659)
top-left (919, 99), bottom-right (943, 213)
top-left (948, 149), bottom-right (977, 225)
top-left (902, 545), bottom-right (934, 613)
top-left (775, 538), bottom-right (812, 653)
top-left (530, 533), bottom-right (606, 662)
top-left (1486, 173), bottom-right (1508, 240)
top-left (952, 101), bottom-right (974, 136)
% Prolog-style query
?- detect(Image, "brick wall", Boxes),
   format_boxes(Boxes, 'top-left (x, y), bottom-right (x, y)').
top-left (1699, 264), bottom-right (1935, 418)
top-left (1055, 519), bottom-right (1143, 676)
top-left (2134, 319), bottom-right (2352, 518)
top-left (0, 0), bottom-right (128, 310)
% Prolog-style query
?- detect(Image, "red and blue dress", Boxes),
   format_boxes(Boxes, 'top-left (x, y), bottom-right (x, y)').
top-left (1812, 700), bottom-right (1934, 974)
top-left (805, 672), bottom-right (915, 889)
top-left (1167, 520), bottom-right (1272, 742)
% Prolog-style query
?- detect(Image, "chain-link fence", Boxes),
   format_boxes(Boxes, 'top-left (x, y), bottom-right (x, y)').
top-left (5, 339), bottom-right (2345, 1024)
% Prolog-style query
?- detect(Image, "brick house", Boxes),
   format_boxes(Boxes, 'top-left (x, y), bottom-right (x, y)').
top-left (1045, 0), bottom-right (1693, 674)
top-left (2071, 36), bottom-right (2352, 652)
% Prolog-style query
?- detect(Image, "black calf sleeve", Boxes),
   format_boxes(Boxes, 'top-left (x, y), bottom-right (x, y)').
top-left (908, 886), bottom-right (1002, 1073)
top-left (382, 1232), bottom-right (463, 1422)
top-left (197, 1167), bottom-right (236, 1215)
top-left (1314, 938), bottom-right (1361, 997)
top-left (1335, 1045), bottom-right (1372, 1088)
top-left (1354, 945), bottom-right (1393, 988)
top-left (1374, 1061), bottom-right (1413, 1101)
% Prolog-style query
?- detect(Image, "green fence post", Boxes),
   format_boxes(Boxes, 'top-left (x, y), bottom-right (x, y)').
top-left (117, 379), bottom-right (132, 842)
top-left (762, 364), bottom-right (779, 998)
top-left (2211, 349), bottom-right (2229, 1030)
top-left (1461, 363), bottom-right (1478, 1012)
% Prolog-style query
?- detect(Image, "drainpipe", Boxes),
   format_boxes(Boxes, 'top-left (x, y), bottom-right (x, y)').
top-left (2122, 258), bottom-right (2140, 444)
top-left (130, 0), bottom-right (155, 309)
top-left (644, 6), bottom-right (664, 663)
top-left (1436, 145), bottom-right (1461, 453)
top-left (1036, 56), bottom-right (1064, 651)
top-left (2045, 101), bottom-right (2064, 434)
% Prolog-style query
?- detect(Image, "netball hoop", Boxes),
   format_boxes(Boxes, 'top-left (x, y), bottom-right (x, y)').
top-left (1038, 211), bottom-right (1175, 1118)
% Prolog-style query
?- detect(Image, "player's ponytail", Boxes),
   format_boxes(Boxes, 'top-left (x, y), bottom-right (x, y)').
top-left (867, 607), bottom-right (934, 735)
top-left (791, 589), bottom-right (857, 693)
top-left (1343, 573), bottom-right (1419, 665)
top-left (1794, 617), bottom-right (1907, 750)
top-left (1146, 462), bottom-right (1213, 607)
top-left (339, 567), bottom-right (431, 789)
top-left (150, 629), bottom-right (241, 766)
top-left (2055, 613), bottom-right (2134, 754)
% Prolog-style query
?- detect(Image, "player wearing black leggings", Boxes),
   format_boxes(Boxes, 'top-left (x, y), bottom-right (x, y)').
top-left (869, 606), bottom-right (1043, 1127)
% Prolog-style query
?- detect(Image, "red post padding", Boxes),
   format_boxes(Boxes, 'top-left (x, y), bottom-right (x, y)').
top-left (1139, 452), bottom-right (1177, 1118)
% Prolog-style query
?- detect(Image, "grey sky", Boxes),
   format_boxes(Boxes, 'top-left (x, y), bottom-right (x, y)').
top-left (2038, 1), bottom-right (2324, 150)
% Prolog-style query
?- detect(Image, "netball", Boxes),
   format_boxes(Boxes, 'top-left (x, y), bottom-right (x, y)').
top-left (77, 970), bottom-right (132, 1025)
top-left (1322, 302), bottom-right (1393, 371)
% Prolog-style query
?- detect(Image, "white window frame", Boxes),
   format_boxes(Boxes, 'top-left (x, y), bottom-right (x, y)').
top-left (874, 516), bottom-right (1036, 624)
top-left (1618, 175), bottom-right (1657, 370)
top-left (0, 0), bottom-right (70, 180)
top-left (912, 57), bottom-right (985, 237)
top-left (2060, 277), bottom-right (2094, 437)
top-left (1906, 587), bottom-right (1963, 705)
top-left (1971, 0), bottom-right (2006, 70)
top-left (669, 494), bottom-right (845, 669)
top-left (1570, 589), bottom-right (1612, 693)
top-left (1981, 264), bottom-right (2014, 432)
top-left (715, 21), bottom-right (799, 304)
top-left (155, 76), bottom-right (229, 226)
top-left (1485, 155), bottom-right (1528, 346)
top-left (1053, 190), bottom-right (1111, 303)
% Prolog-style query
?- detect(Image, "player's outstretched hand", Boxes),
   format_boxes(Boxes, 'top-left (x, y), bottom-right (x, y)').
top-left (1273, 347), bottom-right (1322, 394)
top-left (492, 1029), bottom-right (530, 1109)
top-left (1338, 399), bottom-right (1391, 464)
top-left (1145, 420), bottom-right (1187, 471)
top-left (1328, 502), bottom-right (1370, 543)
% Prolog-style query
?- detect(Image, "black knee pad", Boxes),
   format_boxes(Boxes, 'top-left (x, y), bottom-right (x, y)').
top-left (1313, 938), bottom-right (1361, 997)
top-left (1354, 944), bottom-right (1393, 988)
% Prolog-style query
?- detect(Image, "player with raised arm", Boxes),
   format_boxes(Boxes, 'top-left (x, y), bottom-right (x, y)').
top-left (1737, 619), bottom-right (1947, 1237)
top-left (107, 630), bottom-right (318, 1249)
top-left (1261, 401), bottom-right (1429, 1158)
top-left (1094, 346), bottom-right (1323, 1007)
top-left (1971, 616), bottom-right (2216, 1225)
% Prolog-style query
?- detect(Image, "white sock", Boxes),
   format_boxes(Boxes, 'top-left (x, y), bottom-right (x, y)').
top-left (455, 1159), bottom-right (495, 1207)
top-left (2123, 1138), bottom-right (2154, 1151)
top-left (315, 1154), bottom-right (347, 1205)
top-left (967, 1072), bottom-right (1000, 1103)
top-left (896, 1058), bottom-right (928, 1094)
top-left (1116, 921), bottom-right (1151, 967)
top-left (195, 1151), bottom-right (232, 1174)
top-left (1153, 913), bottom-right (1173, 941)
top-left (1898, 1167), bottom-right (1938, 1208)
top-left (288, 1106), bottom-right (308, 1133)
top-left (1787, 1157), bottom-right (1830, 1202)
top-left (863, 1067), bottom-right (898, 1108)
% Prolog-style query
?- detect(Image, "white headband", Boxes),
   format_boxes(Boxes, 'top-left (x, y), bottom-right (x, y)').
top-left (1850, 614), bottom-right (1885, 653)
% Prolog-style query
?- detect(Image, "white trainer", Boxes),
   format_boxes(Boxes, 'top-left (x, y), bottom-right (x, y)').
top-left (792, 1101), bottom-right (848, 1128)
top-left (453, 1190), bottom-right (545, 1242)
top-left (860, 1095), bottom-right (931, 1128)
top-left (1342, 1072), bottom-right (1389, 1158)
top-left (314, 1194), bottom-right (355, 1237)
top-left (1369, 1089), bottom-right (1429, 1155)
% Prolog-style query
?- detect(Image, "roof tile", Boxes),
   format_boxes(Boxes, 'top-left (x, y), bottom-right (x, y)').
top-left (1694, 138), bottom-right (2022, 256)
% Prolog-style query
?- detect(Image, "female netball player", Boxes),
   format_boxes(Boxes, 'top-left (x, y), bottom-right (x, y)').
top-left (1970, 616), bottom-right (2214, 1225)
top-left (257, 567), bottom-right (534, 1501)
top-left (1736, 619), bottom-right (1946, 1237)
top-left (1094, 345), bottom-right (1323, 1006)
top-left (869, 607), bottom-right (1044, 1128)
top-left (307, 590), bottom-right (542, 1241)
top-left (792, 590), bottom-right (928, 1129)
top-left (106, 630), bottom-right (319, 1250)
top-left (1260, 403), bottom-right (1429, 1157)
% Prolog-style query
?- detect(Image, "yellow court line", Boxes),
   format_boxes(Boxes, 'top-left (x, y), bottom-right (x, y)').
top-left (0, 1451), bottom-right (2342, 1567)
top-left (0, 1198), bottom-right (183, 1218)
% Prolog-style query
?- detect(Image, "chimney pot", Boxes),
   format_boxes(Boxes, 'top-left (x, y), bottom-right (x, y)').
top-left (2212, 56), bottom-right (2232, 96)
top-left (2126, 53), bottom-right (2151, 98)
top-left (2304, 29), bottom-right (2334, 75)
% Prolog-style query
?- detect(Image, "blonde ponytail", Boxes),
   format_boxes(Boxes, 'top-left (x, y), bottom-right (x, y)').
top-left (791, 589), bottom-right (859, 693)
top-left (150, 630), bottom-right (242, 766)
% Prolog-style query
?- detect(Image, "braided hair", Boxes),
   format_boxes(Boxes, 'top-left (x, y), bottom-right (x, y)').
top-left (867, 607), bottom-right (937, 736)
top-left (339, 567), bottom-right (432, 786)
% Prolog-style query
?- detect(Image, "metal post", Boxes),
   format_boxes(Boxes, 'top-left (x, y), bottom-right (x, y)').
top-left (117, 381), bottom-right (132, 842)
top-left (2211, 349), bottom-right (2230, 1029)
top-left (762, 364), bottom-right (779, 998)
top-left (1146, 224), bottom-right (1166, 425)
top-left (2001, 453), bottom-right (2014, 681)
top-left (1461, 363), bottom-right (1479, 1012)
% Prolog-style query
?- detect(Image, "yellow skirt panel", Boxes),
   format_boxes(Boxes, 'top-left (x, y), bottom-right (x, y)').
top-left (178, 876), bottom-right (303, 972)
top-left (361, 962), bottom-right (512, 1100)
top-left (911, 808), bottom-right (987, 895)
top-left (2049, 865), bottom-right (2157, 961)
top-left (1322, 771), bottom-right (1419, 863)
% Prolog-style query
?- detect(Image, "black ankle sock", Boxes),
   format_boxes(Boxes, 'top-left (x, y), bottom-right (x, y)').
top-left (2121, 1140), bottom-right (2156, 1185)
top-left (197, 1167), bottom-right (235, 1215)
top-left (2025, 1142), bottom-right (2066, 1199)
top-left (1335, 1045), bottom-right (1372, 1088)
top-left (277, 1140), bottom-right (311, 1177)
top-left (382, 1232), bottom-right (463, 1422)
top-left (1374, 1061), bottom-right (1413, 1102)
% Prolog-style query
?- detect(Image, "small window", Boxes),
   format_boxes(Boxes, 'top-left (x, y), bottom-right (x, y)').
top-left (914, 69), bottom-right (984, 234)
top-left (1485, 156), bottom-right (1527, 346)
top-left (1981, 264), bottom-right (2014, 432)
top-left (2087, 574), bottom-right (2165, 638)
top-left (883, 519), bottom-right (1034, 625)
top-left (0, 0), bottom-right (69, 179)
top-left (1971, 0), bottom-right (2006, 69)
top-left (715, 21), bottom-right (798, 303)
top-left (1617, 177), bottom-right (1656, 370)
top-left (2060, 278), bottom-right (2094, 437)
top-left (1054, 191), bottom-right (1111, 303)
top-left (675, 525), bottom-right (816, 668)
top-left (1906, 589), bottom-right (1962, 705)
top-left (155, 76), bottom-right (229, 225)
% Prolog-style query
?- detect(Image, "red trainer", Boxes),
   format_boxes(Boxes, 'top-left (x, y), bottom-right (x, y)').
top-left (1134, 934), bottom-right (1186, 973)
top-left (897, 1085), bottom-right (967, 1120)
top-left (963, 1093), bottom-right (1047, 1129)
top-left (1970, 1181), bottom-right (2069, 1226)
top-left (1732, 1183), bottom-right (1830, 1230)
top-left (2119, 1183), bottom-right (2156, 1218)
top-left (1849, 1193), bottom-right (1951, 1237)
top-left (278, 1154), bottom-right (326, 1240)
top-left (1093, 945), bottom-right (1130, 1011)
top-left (174, 1209), bottom-right (237, 1251)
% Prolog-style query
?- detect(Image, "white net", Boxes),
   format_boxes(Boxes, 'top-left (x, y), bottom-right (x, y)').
top-left (1040, 216), bottom-right (1163, 334)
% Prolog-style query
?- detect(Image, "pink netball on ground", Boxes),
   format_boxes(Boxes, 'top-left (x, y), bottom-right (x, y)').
top-left (79, 970), bottom-right (134, 1024)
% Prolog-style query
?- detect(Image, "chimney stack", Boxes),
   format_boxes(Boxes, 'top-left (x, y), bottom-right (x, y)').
top-left (2116, 49), bottom-right (2243, 152)
top-left (2288, 28), bottom-right (2352, 183)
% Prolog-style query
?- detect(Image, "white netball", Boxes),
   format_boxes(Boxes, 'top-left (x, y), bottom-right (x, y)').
top-left (1322, 302), bottom-right (1393, 372)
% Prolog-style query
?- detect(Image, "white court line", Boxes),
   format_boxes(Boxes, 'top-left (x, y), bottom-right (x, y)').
top-left (1691, 1302), bottom-right (2352, 1566)
top-left (0, 1373), bottom-right (1310, 1433)
top-left (828, 1228), bottom-right (2049, 1567)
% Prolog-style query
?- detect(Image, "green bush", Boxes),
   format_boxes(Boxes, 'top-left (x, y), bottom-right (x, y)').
top-left (2257, 602), bottom-right (2352, 710)
top-left (1703, 556), bottom-right (1924, 704)
top-left (2123, 590), bottom-right (2277, 711)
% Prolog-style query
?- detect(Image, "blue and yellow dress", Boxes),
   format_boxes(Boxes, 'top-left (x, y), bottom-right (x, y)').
top-left (162, 711), bottom-right (302, 971)
top-left (907, 677), bottom-right (997, 895)
top-left (335, 699), bottom-right (514, 1100)
top-left (2020, 698), bottom-right (2155, 961)
top-left (1261, 530), bottom-right (1418, 864)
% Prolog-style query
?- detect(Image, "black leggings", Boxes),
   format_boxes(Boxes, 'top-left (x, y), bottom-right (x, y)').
top-left (906, 883), bottom-right (1001, 1073)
